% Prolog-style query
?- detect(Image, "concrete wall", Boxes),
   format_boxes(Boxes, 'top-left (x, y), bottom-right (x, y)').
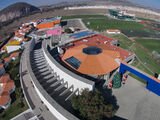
top-left (42, 39), bottom-right (95, 93)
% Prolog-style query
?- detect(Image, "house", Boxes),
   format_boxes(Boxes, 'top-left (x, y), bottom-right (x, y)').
top-left (0, 73), bottom-right (15, 109)
top-left (106, 29), bottom-right (121, 34)
top-left (14, 34), bottom-right (24, 41)
top-left (0, 92), bottom-right (11, 109)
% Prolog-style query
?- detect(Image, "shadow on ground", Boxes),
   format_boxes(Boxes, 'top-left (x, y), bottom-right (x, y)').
top-left (97, 81), bottom-right (119, 111)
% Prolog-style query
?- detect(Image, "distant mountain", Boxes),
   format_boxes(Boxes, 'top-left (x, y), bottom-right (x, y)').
top-left (0, 2), bottom-right (40, 22)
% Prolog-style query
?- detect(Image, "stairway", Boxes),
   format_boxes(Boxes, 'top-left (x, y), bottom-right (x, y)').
top-left (30, 41), bottom-right (78, 111)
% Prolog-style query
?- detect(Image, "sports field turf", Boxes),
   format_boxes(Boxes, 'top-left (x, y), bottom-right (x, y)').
top-left (83, 19), bottom-right (160, 37)
top-left (135, 38), bottom-right (160, 53)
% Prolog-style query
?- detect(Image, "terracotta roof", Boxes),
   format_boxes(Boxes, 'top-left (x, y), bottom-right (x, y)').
top-left (68, 35), bottom-right (133, 61)
top-left (0, 92), bottom-right (10, 106)
top-left (2, 80), bottom-right (15, 92)
top-left (0, 73), bottom-right (10, 83)
top-left (62, 44), bottom-right (120, 75)
top-left (20, 38), bottom-right (28, 43)
top-left (10, 52), bottom-right (19, 58)
top-left (4, 56), bottom-right (12, 63)
top-left (0, 64), bottom-right (3, 70)
top-left (9, 39), bottom-right (16, 42)
top-left (15, 34), bottom-right (24, 38)
top-left (107, 29), bottom-right (121, 32)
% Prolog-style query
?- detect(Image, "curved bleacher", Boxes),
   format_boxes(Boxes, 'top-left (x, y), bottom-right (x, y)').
top-left (27, 39), bottom-right (80, 120)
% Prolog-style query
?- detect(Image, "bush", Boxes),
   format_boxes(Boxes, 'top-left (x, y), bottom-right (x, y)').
top-left (64, 28), bottom-right (72, 33)
top-left (71, 89), bottom-right (116, 120)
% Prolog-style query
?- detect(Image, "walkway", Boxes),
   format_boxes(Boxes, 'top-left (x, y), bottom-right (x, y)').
top-left (20, 41), bottom-right (58, 120)
top-left (113, 76), bottom-right (160, 120)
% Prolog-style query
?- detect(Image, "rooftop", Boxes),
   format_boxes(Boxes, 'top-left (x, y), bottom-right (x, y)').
top-left (69, 30), bottom-right (95, 39)
top-left (0, 92), bottom-right (10, 106)
top-left (0, 73), bottom-right (10, 83)
top-left (39, 17), bottom-right (61, 24)
top-left (2, 80), bottom-right (15, 92)
top-left (61, 34), bottom-right (133, 75)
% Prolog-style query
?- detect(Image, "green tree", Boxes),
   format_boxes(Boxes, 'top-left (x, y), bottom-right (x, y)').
top-left (64, 28), bottom-right (72, 33)
top-left (112, 72), bottom-right (122, 89)
top-left (71, 89), bottom-right (116, 120)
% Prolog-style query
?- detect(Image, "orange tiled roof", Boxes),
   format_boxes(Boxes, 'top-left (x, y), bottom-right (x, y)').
top-left (62, 44), bottom-right (120, 75)
top-left (15, 34), bottom-right (24, 38)
top-left (0, 73), bottom-right (10, 83)
top-left (2, 80), bottom-right (15, 92)
top-left (107, 29), bottom-right (121, 32)
top-left (21, 38), bottom-right (28, 43)
top-left (4, 56), bottom-right (12, 63)
top-left (10, 52), bottom-right (19, 58)
top-left (0, 92), bottom-right (10, 106)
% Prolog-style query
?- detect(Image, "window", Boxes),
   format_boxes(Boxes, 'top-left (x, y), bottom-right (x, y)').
top-left (65, 56), bottom-right (81, 69)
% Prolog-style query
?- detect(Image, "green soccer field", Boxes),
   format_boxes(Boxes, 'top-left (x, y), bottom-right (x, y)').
top-left (83, 19), bottom-right (160, 37)
top-left (135, 38), bottom-right (160, 53)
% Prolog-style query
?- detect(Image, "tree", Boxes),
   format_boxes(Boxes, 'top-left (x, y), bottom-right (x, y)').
top-left (71, 89), bottom-right (116, 120)
top-left (64, 28), bottom-right (72, 33)
top-left (112, 72), bottom-right (122, 89)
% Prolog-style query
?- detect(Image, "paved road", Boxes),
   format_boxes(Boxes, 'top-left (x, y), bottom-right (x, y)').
top-left (113, 76), bottom-right (160, 120)
top-left (20, 42), bottom-right (58, 120)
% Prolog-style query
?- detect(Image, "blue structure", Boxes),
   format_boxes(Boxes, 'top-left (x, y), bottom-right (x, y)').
top-left (70, 31), bottom-right (95, 39)
top-left (119, 62), bottom-right (160, 96)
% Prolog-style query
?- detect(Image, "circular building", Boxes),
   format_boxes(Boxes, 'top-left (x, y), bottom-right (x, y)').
top-left (62, 44), bottom-right (121, 80)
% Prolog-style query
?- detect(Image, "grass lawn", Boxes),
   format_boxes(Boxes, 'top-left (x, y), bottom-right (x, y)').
top-left (132, 44), bottom-right (160, 75)
top-left (135, 38), bottom-right (160, 53)
top-left (0, 56), bottom-right (28, 120)
top-left (83, 19), bottom-right (160, 37)
top-left (62, 14), bottom-right (107, 20)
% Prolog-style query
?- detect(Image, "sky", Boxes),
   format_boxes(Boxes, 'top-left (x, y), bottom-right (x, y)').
top-left (0, 0), bottom-right (160, 11)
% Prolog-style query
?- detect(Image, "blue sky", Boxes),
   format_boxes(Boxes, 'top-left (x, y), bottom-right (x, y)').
top-left (0, 0), bottom-right (160, 10)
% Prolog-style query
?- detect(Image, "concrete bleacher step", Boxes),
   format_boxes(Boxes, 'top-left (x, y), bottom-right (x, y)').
top-left (42, 78), bottom-right (57, 87)
top-left (34, 69), bottom-right (49, 75)
top-left (45, 83), bottom-right (61, 93)
top-left (34, 62), bottom-right (46, 66)
top-left (34, 60), bottom-right (46, 64)
top-left (49, 80), bottom-right (63, 88)
top-left (50, 87), bottom-right (67, 97)
top-left (34, 58), bottom-right (45, 62)
top-left (65, 89), bottom-right (78, 101)
top-left (42, 74), bottom-right (55, 80)
top-left (36, 71), bottom-right (51, 76)
top-left (59, 85), bottom-right (73, 96)
top-left (33, 55), bottom-right (44, 59)
top-left (55, 82), bottom-right (67, 92)
top-left (39, 75), bottom-right (55, 83)
top-left (32, 64), bottom-right (47, 70)
top-left (37, 67), bottom-right (49, 73)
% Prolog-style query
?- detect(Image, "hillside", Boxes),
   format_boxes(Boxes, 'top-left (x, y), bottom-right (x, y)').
top-left (0, 2), bottom-right (40, 22)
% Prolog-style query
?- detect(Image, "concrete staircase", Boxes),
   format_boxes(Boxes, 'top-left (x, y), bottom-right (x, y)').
top-left (30, 41), bottom-right (78, 111)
